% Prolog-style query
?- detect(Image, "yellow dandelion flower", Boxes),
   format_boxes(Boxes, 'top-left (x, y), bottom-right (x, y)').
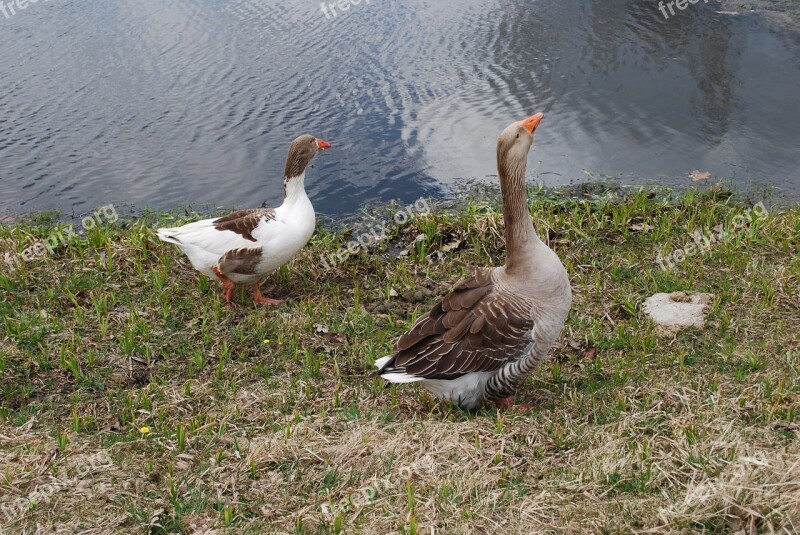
top-left (262, 339), bottom-right (271, 345)
top-left (139, 426), bottom-right (150, 435)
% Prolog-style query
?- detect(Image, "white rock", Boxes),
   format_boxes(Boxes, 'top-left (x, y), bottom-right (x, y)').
top-left (642, 292), bottom-right (713, 335)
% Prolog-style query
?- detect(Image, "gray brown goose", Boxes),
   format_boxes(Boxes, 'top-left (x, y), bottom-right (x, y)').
top-left (375, 113), bottom-right (572, 410)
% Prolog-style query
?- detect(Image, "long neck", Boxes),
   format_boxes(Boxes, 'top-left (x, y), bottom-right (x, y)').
top-left (498, 152), bottom-right (541, 272)
top-left (283, 172), bottom-right (308, 205)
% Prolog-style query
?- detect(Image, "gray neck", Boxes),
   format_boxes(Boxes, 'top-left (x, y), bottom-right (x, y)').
top-left (498, 151), bottom-right (542, 273)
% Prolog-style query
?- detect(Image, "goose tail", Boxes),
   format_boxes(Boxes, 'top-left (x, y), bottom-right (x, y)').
top-left (373, 355), bottom-right (425, 383)
top-left (156, 227), bottom-right (183, 245)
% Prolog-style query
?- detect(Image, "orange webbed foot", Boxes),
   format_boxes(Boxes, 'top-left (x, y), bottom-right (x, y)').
top-left (252, 285), bottom-right (284, 306)
top-left (493, 396), bottom-right (533, 411)
top-left (494, 396), bottom-right (515, 410)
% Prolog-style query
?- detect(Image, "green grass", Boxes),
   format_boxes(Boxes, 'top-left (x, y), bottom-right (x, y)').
top-left (0, 185), bottom-right (799, 533)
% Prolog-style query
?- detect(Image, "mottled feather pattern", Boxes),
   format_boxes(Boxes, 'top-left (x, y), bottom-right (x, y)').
top-left (217, 247), bottom-right (264, 276)
top-left (385, 268), bottom-right (534, 381)
top-left (213, 208), bottom-right (277, 242)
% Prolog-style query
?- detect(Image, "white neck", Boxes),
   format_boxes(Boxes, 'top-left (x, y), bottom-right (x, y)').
top-left (282, 172), bottom-right (308, 205)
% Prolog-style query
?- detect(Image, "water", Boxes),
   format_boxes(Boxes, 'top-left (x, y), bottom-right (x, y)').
top-left (1, 0), bottom-right (799, 218)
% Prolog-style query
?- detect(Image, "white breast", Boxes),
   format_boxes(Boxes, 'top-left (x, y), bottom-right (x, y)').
top-left (255, 194), bottom-right (316, 274)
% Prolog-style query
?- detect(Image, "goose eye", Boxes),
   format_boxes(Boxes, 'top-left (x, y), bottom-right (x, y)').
top-left (516, 134), bottom-right (519, 139)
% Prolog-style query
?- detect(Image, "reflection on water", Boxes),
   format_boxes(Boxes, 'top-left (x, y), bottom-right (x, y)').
top-left (0, 0), bottom-right (799, 217)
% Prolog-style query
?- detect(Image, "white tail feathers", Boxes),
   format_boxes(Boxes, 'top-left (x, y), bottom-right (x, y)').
top-left (380, 373), bottom-right (425, 384)
top-left (374, 355), bottom-right (392, 370)
top-left (374, 355), bottom-right (424, 384)
top-left (156, 228), bottom-right (182, 245)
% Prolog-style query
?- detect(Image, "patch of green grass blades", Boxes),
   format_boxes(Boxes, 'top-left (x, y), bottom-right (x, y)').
top-left (0, 185), bottom-right (799, 534)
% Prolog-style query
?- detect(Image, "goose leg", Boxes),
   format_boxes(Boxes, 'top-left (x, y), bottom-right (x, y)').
top-left (211, 266), bottom-right (236, 305)
top-left (494, 396), bottom-right (516, 410)
top-left (252, 284), bottom-right (284, 306)
top-left (494, 396), bottom-right (533, 411)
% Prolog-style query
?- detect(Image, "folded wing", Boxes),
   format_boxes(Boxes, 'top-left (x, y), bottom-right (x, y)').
top-left (157, 208), bottom-right (278, 257)
top-left (379, 268), bottom-right (534, 380)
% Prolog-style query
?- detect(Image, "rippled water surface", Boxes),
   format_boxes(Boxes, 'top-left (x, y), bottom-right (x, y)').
top-left (1, 0), bottom-right (799, 216)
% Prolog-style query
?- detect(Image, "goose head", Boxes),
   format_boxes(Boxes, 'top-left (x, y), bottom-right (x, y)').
top-left (496, 113), bottom-right (543, 177)
top-left (284, 134), bottom-right (332, 179)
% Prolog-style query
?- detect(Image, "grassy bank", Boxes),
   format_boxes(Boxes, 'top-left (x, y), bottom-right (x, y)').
top-left (1, 187), bottom-right (799, 534)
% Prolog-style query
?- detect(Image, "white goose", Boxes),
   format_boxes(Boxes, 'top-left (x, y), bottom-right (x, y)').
top-left (375, 113), bottom-right (572, 410)
top-left (157, 134), bottom-right (331, 305)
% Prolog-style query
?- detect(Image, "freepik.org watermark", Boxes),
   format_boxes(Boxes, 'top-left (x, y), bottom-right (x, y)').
top-left (1, 0), bottom-right (51, 20)
top-left (656, 202), bottom-right (769, 271)
top-left (320, 0), bottom-right (374, 20)
top-left (319, 198), bottom-right (432, 270)
top-left (318, 457), bottom-right (434, 522)
top-left (1, 451), bottom-right (112, 522)
top-left (657, 0), bottom-right (709, 20)
top-left (2, 204), bottom-right (118, 272)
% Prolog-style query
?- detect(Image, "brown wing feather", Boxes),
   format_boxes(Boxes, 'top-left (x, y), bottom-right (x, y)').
top-left (383, 268), bottom-right (533, 380)
top-left (214, 208), bottom-right (277, 242)
top-left (217, 247), bottom-right (263, 275)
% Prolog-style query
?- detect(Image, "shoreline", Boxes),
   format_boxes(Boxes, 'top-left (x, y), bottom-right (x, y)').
top-left (1, 178), bottom-right (794, 231)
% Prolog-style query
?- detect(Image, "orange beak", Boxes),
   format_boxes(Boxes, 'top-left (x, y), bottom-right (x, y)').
top-left (521, 113), bottom-right (544, 134)
top-left (316, 138), bottom-right (332, 150)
